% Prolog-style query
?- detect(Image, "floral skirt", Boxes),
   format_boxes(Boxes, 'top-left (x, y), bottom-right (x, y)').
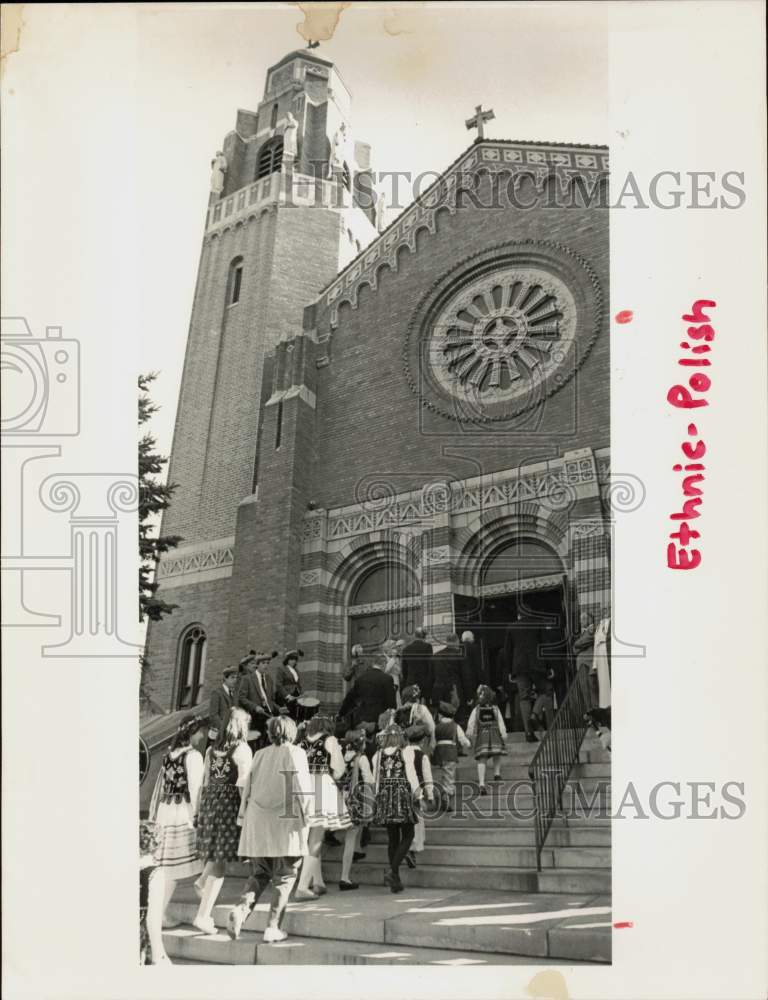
top-left (473, 721), bottom-right (509, 760)
top-left (343, 781), bottom-right (375, 826)
top-left (373, 778), bottom-right (418, 826)
top-left (196, 783), bottom-right (242, 864)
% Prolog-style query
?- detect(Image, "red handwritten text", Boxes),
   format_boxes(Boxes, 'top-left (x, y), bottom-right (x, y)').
top-left (667, 300), bottom-right (715, 570)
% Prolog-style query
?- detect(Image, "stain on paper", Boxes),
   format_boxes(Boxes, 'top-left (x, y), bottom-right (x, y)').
top-left (295, 2), bottom-right (351, 44)
top-left (1, 3), bottom-right (25, 72)
top-left (526, 969), bottom-right (569, 1000)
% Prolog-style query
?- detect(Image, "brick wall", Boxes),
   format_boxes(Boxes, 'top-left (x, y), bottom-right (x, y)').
top-left (308, 182), bottom-right (609, 508)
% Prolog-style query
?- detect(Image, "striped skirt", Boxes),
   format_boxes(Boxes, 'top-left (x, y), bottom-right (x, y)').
top-left (153, 800), bottom-right (202, 881)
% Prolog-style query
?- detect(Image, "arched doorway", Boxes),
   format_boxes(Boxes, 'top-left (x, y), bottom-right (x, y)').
top-left (348, 562), bottom-right (421, 652)
top-left (454, 536), bottom-right (572, 727)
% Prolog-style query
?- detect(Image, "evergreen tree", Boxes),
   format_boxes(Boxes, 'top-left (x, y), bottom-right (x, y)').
top-left (139, 373), bottom-right (182, 704)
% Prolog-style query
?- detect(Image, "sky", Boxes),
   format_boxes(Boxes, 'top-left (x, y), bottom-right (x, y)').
top-left (134, 2), bottom-right (608, 459)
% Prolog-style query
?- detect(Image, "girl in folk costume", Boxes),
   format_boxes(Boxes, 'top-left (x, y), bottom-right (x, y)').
top-left (148, 715), bottom-right (207, 926)
top-left (139, 821), bottom-right (171, 965)
top-left (399, 685), bottom-right (436, 754)
top-left (294, 715), bottom-right (352, 900)
top-left (466, 685), bottom-right (508, 794)
top-left (337, 729), bottom-right (375, 891)
top-left (404, 722), bottom-right (435, 869)
top-left (191, 708), bottom-right (253, 933)
top-left (372, 722), bottom-right (421, 892)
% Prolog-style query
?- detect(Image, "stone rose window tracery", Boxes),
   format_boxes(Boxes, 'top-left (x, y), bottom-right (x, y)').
top-left (428, 268), bottom-right (577, 405)
top-left (403, 242), bottom-right (603, 423)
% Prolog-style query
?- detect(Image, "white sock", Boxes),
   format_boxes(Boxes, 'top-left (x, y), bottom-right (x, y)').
top-left (196, 876), bottom-right (224, 922)
top-left (477, 761), bottom-right (486, 786)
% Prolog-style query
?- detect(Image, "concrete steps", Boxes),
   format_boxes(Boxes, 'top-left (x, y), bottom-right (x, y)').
top-left (164, 882), bottom-right (611, 964)
top-left (321, 860), bottom-right (611, 894)
top-left (351, 843), bottom-right (610, 870)
top-left (367, 825), bottom-right (610, 847)
top-left (164, 927), bottom-right (588, 966)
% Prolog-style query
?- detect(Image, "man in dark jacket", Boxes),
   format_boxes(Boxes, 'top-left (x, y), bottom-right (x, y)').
top-left (505, 610), bottom-right (547, 742)
top-left (430, 633), bottom-right (464, 715)
top-left (237, 652), bottom-right (279, 745)
top-left (457, 630), bottom-right (480, 727)
top-left (209, 666), bottom-right (238, 738)
top-left (338, 652), bottom-right (396, 728)
top-left (401, 627), bottom-right (433, 702)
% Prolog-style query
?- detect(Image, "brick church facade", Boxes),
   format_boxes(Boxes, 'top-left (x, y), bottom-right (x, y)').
top-left (145, 49), bottom-right (610, 715)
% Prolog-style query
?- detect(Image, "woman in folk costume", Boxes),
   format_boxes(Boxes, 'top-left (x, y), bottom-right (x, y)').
top-left (466, 685), bottom-right (508, 794)
top-left (403, 722), bottom-right (435, 870)
top-left (294, 715), bottom-right (352, 900)
top-left (139, 820), bottom-right (171, 965)
top-left (592, 608), bottom-right (611, 708)
top-left (147, 715), bottom-right (207, 926)
top-left (372, 722), bottom-right (421, 892)
top-left (337, 729), bottom-right (375, 891)
top-left (275, 649), bottom-right (303, 721)
top-left (191, 708), bottom-right (253, 934)
top-left (399, 684), bottom-right (436, 754)
top-left (228, 715), bottom-right (313, 944)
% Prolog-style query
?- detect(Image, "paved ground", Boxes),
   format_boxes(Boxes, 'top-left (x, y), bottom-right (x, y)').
top-left (165, 878), bottom-right (611, 964)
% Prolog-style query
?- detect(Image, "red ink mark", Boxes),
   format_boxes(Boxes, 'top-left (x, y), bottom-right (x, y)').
top-left (613, 921), bottom-right (634, 929)
top-left (615, 310), bottom-right (633, 324)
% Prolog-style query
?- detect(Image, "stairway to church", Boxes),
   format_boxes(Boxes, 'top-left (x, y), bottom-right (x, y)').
top-left (163, 731), bottom-right (611, 965)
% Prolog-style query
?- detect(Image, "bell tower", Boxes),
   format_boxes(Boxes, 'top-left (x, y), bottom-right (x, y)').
top-left (146, 49), bottom-right (378, 711)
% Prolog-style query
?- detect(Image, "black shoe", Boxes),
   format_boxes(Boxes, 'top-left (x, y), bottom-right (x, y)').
top-left (404, 851), bottom-right (416, 869)
top-left (525, 732), bottom-right (539, 743)
top-left (390, 879), bottom-right (404, 894)
top-left (479, 785), bottom-right (488, 795)
top-left (339, 880), bottom-right (359, 891)
top-left (324, 832), bottom-right (341, 847)
top-left (353, 851), bottom-right (366, 862)
top-left (492, 774), bottom-right (502, 782)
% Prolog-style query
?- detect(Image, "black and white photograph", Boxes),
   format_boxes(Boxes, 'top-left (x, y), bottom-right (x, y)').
top-left (2, 3), bottom-right (766, 999)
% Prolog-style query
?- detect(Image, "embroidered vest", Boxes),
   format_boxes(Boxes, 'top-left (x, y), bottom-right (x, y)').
top-left (160, 749), bottom-right (190, 804)
top-left (302, 737), bottom-right (330, 775)
top-left (208, 745), bottom-right (238, 786)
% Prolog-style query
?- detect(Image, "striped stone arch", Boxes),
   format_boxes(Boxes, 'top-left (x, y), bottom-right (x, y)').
top-left (453, 504), bottom-right (570, 590)
top-left (325, 532), bottom-right (423, 608)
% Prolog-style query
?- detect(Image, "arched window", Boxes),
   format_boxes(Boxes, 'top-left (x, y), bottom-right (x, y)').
top-left (257, 137), bottom-right (284, 180)
top-left (352, 563), bottom-right (420, 606)
top-left (226, 256), bottom-right (243, 306)
top-left (176, 624), bottom-right (207, 708)
top-left (482, 538), bottom-right (562, 586)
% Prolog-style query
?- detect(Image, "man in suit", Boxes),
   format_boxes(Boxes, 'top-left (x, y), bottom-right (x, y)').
top-left (338, 652), bottom-right (396, 729)
top-left (430, 633), bottom-right (464, 715)
top-left (209, 667), bottom-right (238, 739)
top-left (401, 627), bottom-right (433, 703)
top-left (237, 652), bottom-right (279, 745)
top-left (506, 609), bottom-right (548, 743)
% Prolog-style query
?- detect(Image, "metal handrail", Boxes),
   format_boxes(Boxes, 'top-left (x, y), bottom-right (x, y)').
top-left (527, 664), bottom-right (592, 871)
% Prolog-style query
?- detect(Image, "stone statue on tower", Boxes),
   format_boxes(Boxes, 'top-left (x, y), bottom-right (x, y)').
top-left (283, 111), bottom-right (298, 157)
top-left (329, 122), bottom-right (348, 175)
top-left (210, 150), bottom-right (228, 195)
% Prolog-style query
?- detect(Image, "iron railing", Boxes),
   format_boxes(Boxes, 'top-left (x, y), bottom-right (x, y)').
top-left (528, 664), bottom-right (593, 870)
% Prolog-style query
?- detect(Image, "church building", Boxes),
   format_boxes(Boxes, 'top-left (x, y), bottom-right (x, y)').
top-left (145, 49), bottom-right (611, 715)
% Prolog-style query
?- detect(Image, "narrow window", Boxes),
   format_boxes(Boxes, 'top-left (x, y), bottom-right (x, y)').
top-left (270, 103), bottom-right (279, 129)
top-left (176, 625), bottom-right (207, 708)
top-left (274, 399), bottom-right (283, 449)
top-left (227, 257), bottom-right (243, 306)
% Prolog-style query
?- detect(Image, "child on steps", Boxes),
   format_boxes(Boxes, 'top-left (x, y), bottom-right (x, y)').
top-left (466, 685), bottom-right (508, 794)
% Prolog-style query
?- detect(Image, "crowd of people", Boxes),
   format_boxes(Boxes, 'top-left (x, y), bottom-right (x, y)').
top-left (140, 613), bottom-right (611, 963)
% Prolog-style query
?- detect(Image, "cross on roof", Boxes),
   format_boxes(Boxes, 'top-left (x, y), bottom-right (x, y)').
top-left (465, 104), bottom-right (495, 141)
